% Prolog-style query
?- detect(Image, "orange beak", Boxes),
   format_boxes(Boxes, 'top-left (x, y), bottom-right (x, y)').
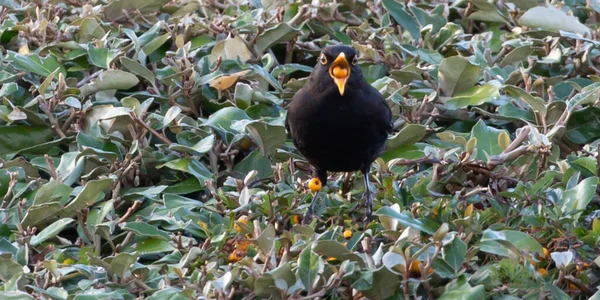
top-left (329, 52), bottom-right (350, 96)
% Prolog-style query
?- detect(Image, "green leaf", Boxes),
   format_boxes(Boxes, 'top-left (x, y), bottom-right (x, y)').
top-left (244, 121), bottom-right (287, 156)
top-left (445, 80), bottom-right (502, 110)
top-left (566, 107), bottom-right (600, 144)
top-left (385, 123), bottom-right (427, 150)
top-left (256, 23), bottom-right (299, 54)
top-left (297, 246), bottom-right (322, 293)
top-left (479, 229), bottom-right (544, 257)
top-left (504, 85), bottom-right (547, 116)
top-left (122, 222), bottom-right (170, 241)
top-left (87, 44), bottom-right (120, 69)
top-left (157, 157), bottom-right (213, 185)
top-left (80, 70), bottom-right (140, 97)
top-left (120, 57), bottom-right (156, 85)
top-left (469, 119), bottom-right (507, 161)
top-left (382, 0), bottom-right (421, 41)
top-left (559, 176), bottom-right (598, 221)
top-left (7, 51), bottom-right (66, 77)
top-left (61, 179), bottom-right (113, 217)
top-left (104, 0), bottom-right (170, 22)
top-left (519, 6), bottom-right (590, 36)
top-left (0, 126), bottom-right (53, 157)
top-left (30, 218), bottom-right (74, 246)
top-left (438, 56), bottom-right (481, 96)
top-left (374, 206), bottom-right (437, 234)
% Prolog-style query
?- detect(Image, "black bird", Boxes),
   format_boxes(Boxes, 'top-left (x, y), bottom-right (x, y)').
top-left (285, 45), bottom-right (393, 223)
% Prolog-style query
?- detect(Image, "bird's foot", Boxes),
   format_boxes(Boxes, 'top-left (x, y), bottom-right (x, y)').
top-left (302, 209), bottom-right (313, 225)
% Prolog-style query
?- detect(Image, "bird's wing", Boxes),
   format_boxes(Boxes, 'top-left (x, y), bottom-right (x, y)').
top-left (371, 85), bottom-right (393, 134)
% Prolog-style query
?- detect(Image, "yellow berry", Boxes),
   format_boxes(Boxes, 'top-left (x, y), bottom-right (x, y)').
top-left (308, 178), bottom-right (322, 192)
top-left (465, 203), bottom-right (473, 217)
top-left (537, 268), bottom-right (548, 277)
top-left (228, 251), bottom-right (242, 263)
top-left (542, 247), bottom-right (549, 259)
top-left (343, 229), bottom-right (352, 239)
top-left (332, 66), bottom-right (348, 78)
top-left (234, 215), bottom-right (249, 232)
top-left (63, 258), bottom-right (74, 265)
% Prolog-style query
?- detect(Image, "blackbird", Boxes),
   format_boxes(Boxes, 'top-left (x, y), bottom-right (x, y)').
top-left (285, 45), bottom-right (393, 223)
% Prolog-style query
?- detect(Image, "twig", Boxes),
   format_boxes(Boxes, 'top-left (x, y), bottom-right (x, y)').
top-left (77, 209), bottom-right (96, 246)
top-left (117, 200), bottom-right (142, 224)
top-left (129, 112), bottom-right (172, 145)
top-left (1, 172), bottom-right (17, 209)
top-left (44, 154), bottom-right (59, 179)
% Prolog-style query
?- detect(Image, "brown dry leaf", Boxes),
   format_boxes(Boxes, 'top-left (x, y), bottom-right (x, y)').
top-left (209, 70), bottom-right (250, 92)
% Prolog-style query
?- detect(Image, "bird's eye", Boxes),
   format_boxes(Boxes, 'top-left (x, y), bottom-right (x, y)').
top-left (352, 56), bottom-right (359, 66)
top-left (319, 54), bottom-right (327, 65)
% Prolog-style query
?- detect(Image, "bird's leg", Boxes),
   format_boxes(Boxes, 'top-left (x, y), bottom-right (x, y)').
top-left (362, 168), bottom-right (373, 221)
top-left (303, 169), bottom-right (327, 225)
top-left (303, 189), bottom-right (320, 225)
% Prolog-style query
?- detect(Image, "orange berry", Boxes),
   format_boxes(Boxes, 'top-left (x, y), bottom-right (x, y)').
top-left (308, 178), bottom-right (322, 192)
top-left (228, 251), bottom-right (242, 263)
top-left (410, 261), bottom-right (421, 273)
top-left (234, 215), bottom-right (249, 232)
top-left (332, 66), bottom-right (348, 78)
top-left (537, 268), bottom-right (548, 277)
top-left (569, 283), bottom-right (578, 290)
top-left (291, 215), bottom-right (301, 225)
top-left (343, 229), bottom-right (352, 239)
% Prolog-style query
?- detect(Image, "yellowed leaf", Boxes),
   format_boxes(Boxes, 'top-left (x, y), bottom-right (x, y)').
top-left (498, 131), bottom-right (511, 151)
top-left (18, 43), bottom-right (29, 54)
top-left (209, 70), bottom-right (250, 92)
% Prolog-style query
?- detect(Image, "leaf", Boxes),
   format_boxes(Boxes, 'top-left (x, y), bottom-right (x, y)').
top-left (61, 179), bottom-right (113, 217)
top-left (559, 176), bottom-right (598, 222)
top-left (566, 107), bottom-right (600, 144)
top-left (0, 126), bottom-right (53, 157)
top-left (170, 135), bottom-right (215, 156)
top-left (120, 57), bottom-right (156, 85)
top-left (87, 44), bottom-right (120, 69)
top-left (209, 70), bottom-right (250, 92)
top-left (312, 240), bottom-right (366, 268)
top-left (122, 222), bottom-right (170, 241)
top-left (374, 206), bottom-right (437, 234)
top-left (157, 157), bottom-right (213, 186)
top-left (21, 203), bottom-right (64, 228)
top-left (30, 218), bottom-right (74, 246)
top-left (80, 70), bottom-right (140, 97)
top-left (110, 252), bottom-right (138, 279)
top-left (256, 23), bottom-right (299, 54)
top-left (297, 246), bottom-right (322, 293)
top-left (479, 229), bottom-right (544, 257)
top-left (469, 119), bottom-right (508, 161)
top-left (244, 121), bottom-right (287, 156)
top-left (382, 0), bottom-right (421, 41)
top-left (445, 80), bottom-right (502, 109)
top-left (499, 45), bottom-right (536, 67)
top-left (519, 6), bottom-right (591, 36)
top-left (104, 0), bottom-right (170, 22)
top-left (385, 123), bottom-right (427, 151)
top-left (504, 85), bottom-right (547, 116)
top-left (0, 83), bottom-right (17, 98)
top-left (7, 51), bottom-right (66, 77)
top-left (208, 35), bottom-right (253, 65)
top-left (438, 56), bottom-right (481, 96)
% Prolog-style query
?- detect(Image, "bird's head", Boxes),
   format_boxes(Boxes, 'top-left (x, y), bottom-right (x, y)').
top-left (312, 45), bottom-right (362, 96)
